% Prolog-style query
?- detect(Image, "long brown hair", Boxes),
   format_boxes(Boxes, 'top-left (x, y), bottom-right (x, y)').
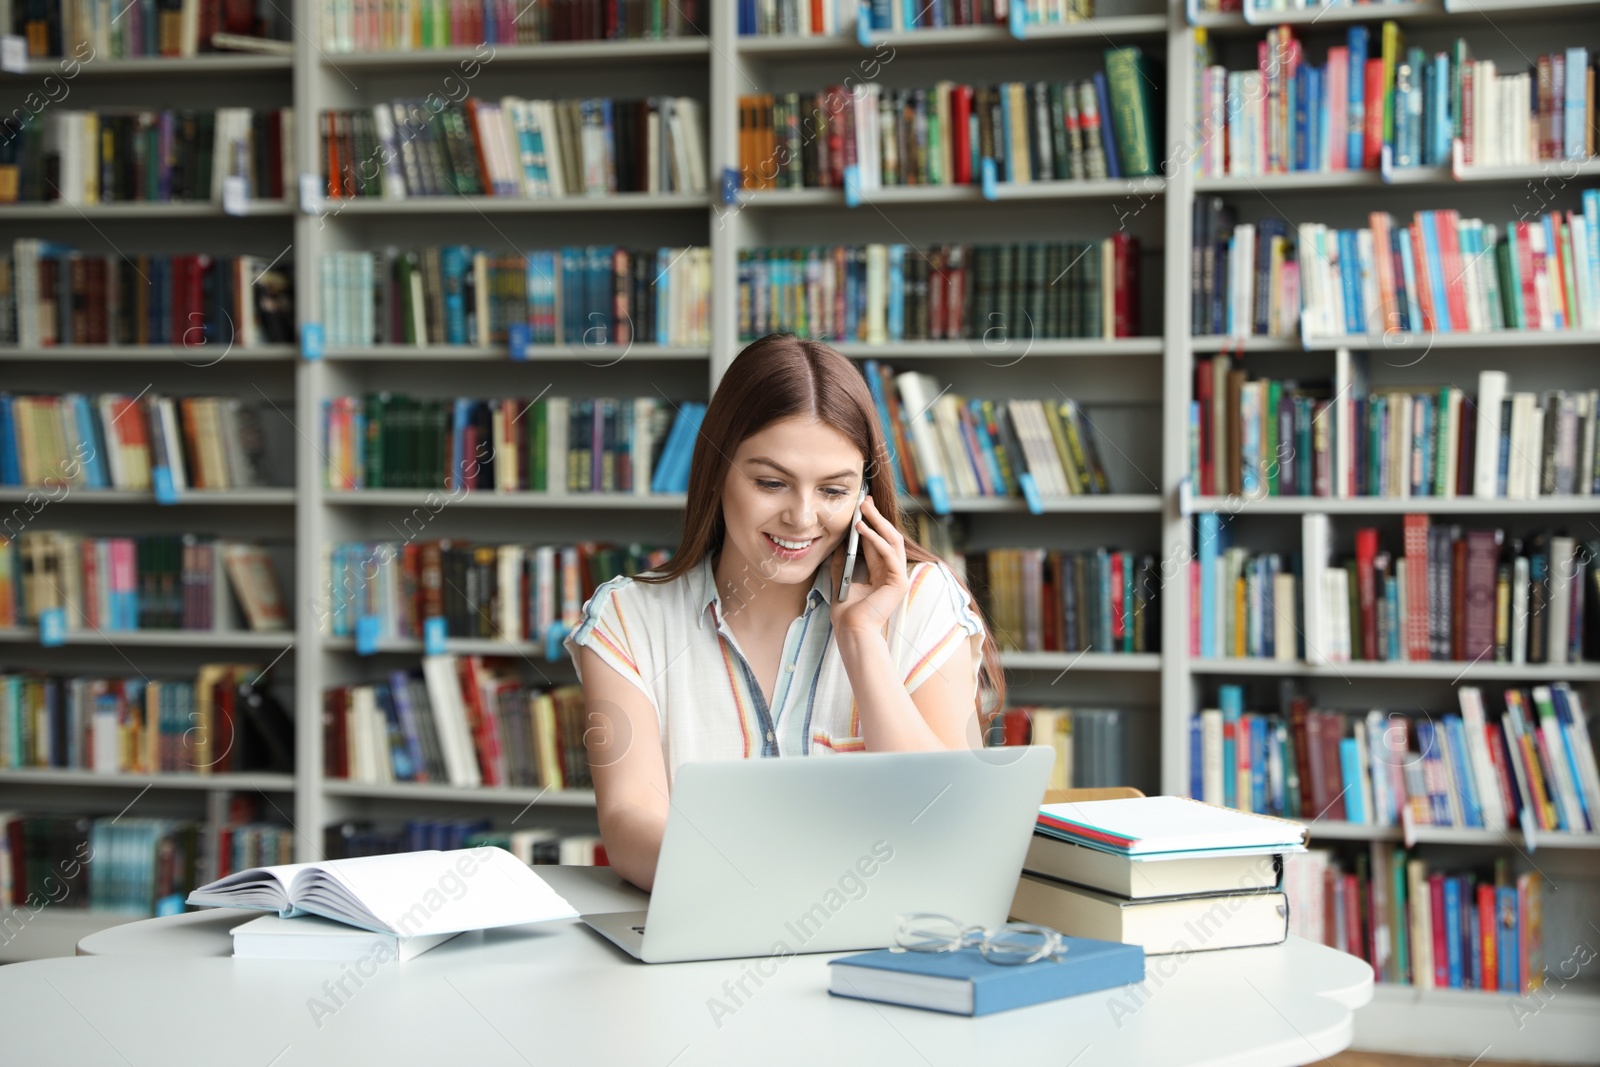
top-left (636, 333), bottom-right (1007, 726)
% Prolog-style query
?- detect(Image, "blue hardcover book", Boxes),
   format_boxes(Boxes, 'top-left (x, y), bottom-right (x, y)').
top-left (1121, 550), bottom-right (1134, 652)
top-left (439, 245), bottom-right (470, 344)
top-left (0, 395), bottom-right (17, 485)
top-left (828, 939), bottom-right (1145, 1016)
top-left (1443, 876), bottom-right (1463, 988)
top-left (1547, 687), bottom-right (1591, 831)
top-left (887, 245), bottom-right (906, 341)
top-left (1262, 554), bottom-right (1278, 659)
top-left (1445, 715), bottom-right (1485, 828)
top-left (388, 670), bottom-right (429, 782)
top-left (1496, 885), bottom-right (1519, 992)
top-left (1292, 65), bottom-right (1309, 171)
top-left (1093, 72), bottom-right (1121, 179)
top-left (1418, 212), bottom-right (1453, 332)
top-left (1346, 27), bottom-right (1368, 166)
top-left (1220, 684), bottom-right (1243, 807)
top-left (671, 404), bottom-right (706, 490)
top-left (1095, 547), bottom-right (1113, 652)
top-left (860, 360), bottom-right (906, 494)
top-left (1337, 229), bottom-right (1362, 334)
top-left (1198, 512), bottom-right (1224, 659)
top-left (967, 399), bottom-right (1006, 496)
top-left (650, 406), bottom-right (687, 495)
top-left (1397, 230), bottom-right (1423, 332)
top-left (69, 394), bottom-right (106, 489)
top-left (1339, 737), bottom-right (1366, 823)
top-left (1564, 49), bottom-right (1588, 160)
top-left (1429, 54), bottom-right (1451, 165)
top-left (1190, 715), bottom-right (1204, 799)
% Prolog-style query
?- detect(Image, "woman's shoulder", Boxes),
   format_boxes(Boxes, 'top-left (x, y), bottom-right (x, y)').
top-left (587, 565), bottom-right (693, 616)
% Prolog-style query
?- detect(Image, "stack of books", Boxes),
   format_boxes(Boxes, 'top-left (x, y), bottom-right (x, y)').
top-left (1010, 796), bottom-right (1306, 954)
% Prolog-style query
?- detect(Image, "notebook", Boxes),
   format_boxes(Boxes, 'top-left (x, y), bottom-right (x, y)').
top-left (230, 914), bottom-right (462, 961)
top-left (828, 938), bottom-right (1145, 1015)
top-left (187, 846), bottom-right (576, 937)
top-left (1035, 796), bottom-right (1308, 858)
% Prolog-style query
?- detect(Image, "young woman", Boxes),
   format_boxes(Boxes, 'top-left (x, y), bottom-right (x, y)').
top-left (563, 334), bottom-right (1006, 890)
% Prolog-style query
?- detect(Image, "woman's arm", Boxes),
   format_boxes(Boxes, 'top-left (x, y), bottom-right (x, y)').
top-left (577, 646), bottom-right (670, 892)
top-left (836, 627), bottom-right (981, 752)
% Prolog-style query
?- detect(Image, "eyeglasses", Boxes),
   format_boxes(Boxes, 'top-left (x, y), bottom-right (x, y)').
top-left (890, 912), bottom-right (1069, 966)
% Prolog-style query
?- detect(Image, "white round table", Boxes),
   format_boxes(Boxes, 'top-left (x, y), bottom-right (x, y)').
top-left (4, 867), bottom-right (1374, 1067)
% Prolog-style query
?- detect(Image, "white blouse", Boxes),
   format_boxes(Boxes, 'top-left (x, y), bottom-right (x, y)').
top-left (562, 553), bottom-right (986, 787)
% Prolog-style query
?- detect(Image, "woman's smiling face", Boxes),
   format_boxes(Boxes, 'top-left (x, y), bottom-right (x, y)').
top-left (719, 416), bottom-right (865, 586)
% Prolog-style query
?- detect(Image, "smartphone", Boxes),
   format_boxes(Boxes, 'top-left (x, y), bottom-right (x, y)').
top-left (837, 487), bottom-right (868, 601)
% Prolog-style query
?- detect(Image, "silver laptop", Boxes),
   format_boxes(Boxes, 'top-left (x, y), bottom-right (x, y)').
top-left (582, 746), bottom-right (1053, 963)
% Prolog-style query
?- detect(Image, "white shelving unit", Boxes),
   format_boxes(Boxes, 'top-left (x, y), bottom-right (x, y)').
top-left (2, 1), bottom-right (1597, 1058)
top-left (1172, 1), bottom-right (1600, 1060)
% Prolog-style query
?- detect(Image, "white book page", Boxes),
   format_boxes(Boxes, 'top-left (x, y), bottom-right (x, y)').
top-left (294, 847), bottom-right (579, 937)
top-left (186, 860), bottom-right (319, 910)
top-left (1040, 796), bottom-right (1307, 855)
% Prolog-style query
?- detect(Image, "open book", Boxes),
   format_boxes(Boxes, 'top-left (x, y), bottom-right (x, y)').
top-left (186, 847), bottom-right (577, 937)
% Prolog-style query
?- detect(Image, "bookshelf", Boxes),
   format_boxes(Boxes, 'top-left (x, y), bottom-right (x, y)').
top-left (1172, 0), bottom-right (1600, 1060)
top-left (0, 0), bottom-right (1595, 1058)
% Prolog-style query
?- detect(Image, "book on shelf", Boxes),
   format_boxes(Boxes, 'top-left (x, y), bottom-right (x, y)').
top-left (737, 52), bottom-right (1159, 192)
top-left (186, 846), bottom-right (578, 936)
top-left (1191, 356), bottom-right (1600, 499)
top-left (989, 706), bottom-right (1131, 790)
top-left (319, 539), bottom-right (671, 646)
top-left (325, 819), bottom-right (607, 866)
top-left (1, 390), bottom-right (291, 490)
top-left (1194, 514), bottom-right (1598, 664)
top-left (857, 362), bottom-right (1122, 504)
top-left (740, 0), bottom-right (1099, 35)
top-left (1285, 847), bottom-right (1547, 995)
top-left (320, 96), bottom-right (706, 200)
top-left (320, 392), bottom-right (703, 493)
top-left (1192, 24), bottom-right (1593, 178)
top-left (0, 241), bottom-right (295, 348)
top-left (17, 0), bottom-right (292, 58)
top-left (960, 548), bottom-right (1158, 656)
top-left (323, 658), bottom-right (593, 792)
top-left (1189, 682), bottom-right (1600, 836)
top-left (209, 32), bottom-right (293, 55)
top-left (1, 532), bottom-right (288, 634)
top-left (318, 244), bottom-right (709, 348)
top-left (740, 238), bottom-right (1141, 342)
top-left (322, 0), bottom-right (707, 51)
top-left (0, 812), bottom-right (206, 914)
top-left (1190, 199), bottom-right (1299, 338)
top-left (0, 108), bottom-right (293, 205)
top-left (0, 664), bottom-right (294, 775)
top-left (1297, 197), bottom-right (1600, 337)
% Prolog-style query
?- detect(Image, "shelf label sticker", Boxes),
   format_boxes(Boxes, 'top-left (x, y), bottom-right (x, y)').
top-left (424, 616), bottom-right (448, 656)
top-left (40, 606), bottom-right (66, 646)
top-left (980, 157), bottom-right (999, 200)
top-left (925, 474), bottom-right (951, 515)
top-left (508, 322), bottom-right (530, 361)
top-left (843, 163), bottom-right (862, 208)
top-left (720, 166), bottom-right (740, 206)
top-left (0, 35), bottom-right (27, 73)
top-left (301, 322), bottom-right (324, 360)
top-left (1017, 471), bottom-right (1043, 515)
top-left (299, 172), bottom-right (323, 214)
top-left (356, 614), bottom-right (380, 656)
top-left (856, 0), bottom-right (872, 46)
top-left (152, 466), bottom-right (179, 505)
top-left (221, 176), bottom-right (249, 216)
top-left (545, 622), bottom-right (567, 663)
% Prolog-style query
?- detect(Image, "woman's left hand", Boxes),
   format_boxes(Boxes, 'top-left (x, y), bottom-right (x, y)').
top-left (828, 494), bottom-right (909, 640)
